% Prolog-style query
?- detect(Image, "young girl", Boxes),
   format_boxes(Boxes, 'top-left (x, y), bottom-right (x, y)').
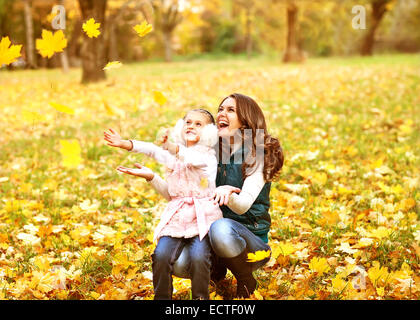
top-left (103, 109), bottom-right (223, 300)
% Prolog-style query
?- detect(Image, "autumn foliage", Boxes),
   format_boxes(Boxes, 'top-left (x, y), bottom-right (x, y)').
top-left (0, 54), bottom-right (419, 300)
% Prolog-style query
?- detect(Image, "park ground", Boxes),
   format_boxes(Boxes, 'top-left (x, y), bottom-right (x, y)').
top-left (0, 53), bottom-right (419, 300)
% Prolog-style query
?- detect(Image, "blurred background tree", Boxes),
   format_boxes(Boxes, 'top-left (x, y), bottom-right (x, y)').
top-left (1, 0), bottom-right (419, 80)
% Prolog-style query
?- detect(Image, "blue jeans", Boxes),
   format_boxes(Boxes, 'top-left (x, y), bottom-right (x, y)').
top-left (173, 218), bottom-right (271, 279)
top-left (152, 235), bottom-right (211, 300)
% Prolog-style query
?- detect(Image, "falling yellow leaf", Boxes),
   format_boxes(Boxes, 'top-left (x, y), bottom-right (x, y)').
top-left (82, 18), bottom-right (101, 38)
top-left (103, 61), bottom-right (123, 70)
top-left (133, 21), bottom-right (153, 37)
top-left (153, 91), bottom-right (167, 106)
top-left (50, 102), bottom-right (75, 115)
top-left (247, 250), bottom-right (271, 262)
top-left (59, 139), bottom-right (82, 169)
top-left (103, 100), bottom-right (125, 117)
top-left (36, 29), bottom-right (67, 58)
top-left (0, 36), bottom-right (22, 66)
top-left (22, 110), bottom-right (47, 123)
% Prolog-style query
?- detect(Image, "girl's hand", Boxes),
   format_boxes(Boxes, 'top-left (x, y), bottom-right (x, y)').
top-left (156, 129), bottom-right (170, 146)
top-left (213, 185), bottom-right (241, 206)
top-left (104, 128), bottom-right (131, 150)
top-left (156, 129), bottom-right (178, 155)
top-left (116, 163), bottom-right (155, 181)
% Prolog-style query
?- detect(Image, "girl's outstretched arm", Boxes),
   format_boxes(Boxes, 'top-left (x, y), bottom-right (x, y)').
top-left (117, 163), bottom-right (170, 200)
top-left (129, 140), bottom-right (176, 168)
top-left (104, 128), bottom-right (133, 150)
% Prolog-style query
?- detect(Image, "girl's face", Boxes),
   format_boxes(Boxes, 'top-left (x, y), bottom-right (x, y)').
top-left (182, 111), bottom-right (210, 146)
top-left (216, 97), bottom-right (242, 138)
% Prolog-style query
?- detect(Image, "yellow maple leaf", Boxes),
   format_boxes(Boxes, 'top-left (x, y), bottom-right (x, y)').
top-left (0, 36), bottom-right (22, 66)
top-left (83, 18), bottom-right (101, 38)
top-left (369, 226), bottom-right (392, 240)
top-left (247, 250), bottom-right (271, 262)
top-left (126, 267), bottom-right (140, 280)
top-left (331, 276), bottom-right (348, 293)
top-left (36, 29), bottom-right (67, 58)
top-left (59, 139), bottom-right (82, 169)
top-left (50, 102), bottom-right (75, 115)
top-left (318, 210), bottom-right (340, 227)
top-left (31, 271), bottom-right (56, 293)
top-left (153, 90), bottom-right (167, 106)
top-left (103, 100), bottom-right (125, 117)
top-left (133, 21), bottom-right (153, 37)
top-left (399, 198), bottom-right (416, 211)
top-left (376, 286), bottom-right (385, 297)
top-left (22, 110), bottom-right (47, 123)
top-left (273, 241), bottom-right (296, 258)
top-left (368, 261), bottom-right (389, 287)
top-left (252, 290), bottom-right (264, 300)
top-left (34, 256), bottom-right (51, 272)
top-left (309, 257), bottom-right (331, 276)
top-left (90, 291), bottom-right (101, 300)
top-left (103, 61), bottom-right (123, 70)
top-left (200, 177), bottom-right (208, 189)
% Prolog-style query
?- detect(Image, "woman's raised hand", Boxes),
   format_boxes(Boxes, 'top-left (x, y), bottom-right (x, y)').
top-left (213, 185), bottom-right (241, 206)
top-left (116, 163), bottom-right (155, 181)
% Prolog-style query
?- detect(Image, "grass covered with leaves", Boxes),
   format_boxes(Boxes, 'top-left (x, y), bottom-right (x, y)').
top-left (0, 54), bottom-right (419, 300)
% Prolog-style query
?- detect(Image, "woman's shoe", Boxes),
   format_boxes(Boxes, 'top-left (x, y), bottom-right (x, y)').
top-left (210, 263), bottom-right (227, 283)
top-left (221, 250), bottom-right (256, 298)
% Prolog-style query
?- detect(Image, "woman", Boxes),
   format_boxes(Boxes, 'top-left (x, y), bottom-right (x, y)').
top-left (207, 93), bottom-right (284, 298)
top-left (120, 93), bottom-right (284, 298)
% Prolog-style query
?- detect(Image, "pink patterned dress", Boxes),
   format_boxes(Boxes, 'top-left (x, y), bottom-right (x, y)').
top-left (130, 140), bottom-right (223, 241)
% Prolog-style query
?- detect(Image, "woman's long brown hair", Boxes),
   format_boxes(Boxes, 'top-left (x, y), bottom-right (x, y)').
top-left (218, 93), bottom-right (284, 182)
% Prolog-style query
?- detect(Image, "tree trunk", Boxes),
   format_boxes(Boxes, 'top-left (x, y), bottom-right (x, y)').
top-left (78, 0), bottom-right (107, 83)
top-left (283, 0), bottom-right (303, 63)
top-left (162, 31), bottom-right (173, 62)
top-left (59, 0), bottom-right (69, 73)
top-left (23, 0), bottom-right (36, 68)
top-left (360, 0), bottom-right (390, 56)
top-left (245, 6), bottom-right (252, 58)
top-left (107, 22), bottom-right (119, 62)
top-left (67, 19), bottom-right (83, 67)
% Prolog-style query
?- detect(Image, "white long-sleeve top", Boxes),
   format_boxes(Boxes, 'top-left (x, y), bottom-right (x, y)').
top-left (129, 140), bottom-right (218, 184)
top-left (147, 141), bottom-right (266, 215)
top-left (129, 139), bottom-right (223, 240)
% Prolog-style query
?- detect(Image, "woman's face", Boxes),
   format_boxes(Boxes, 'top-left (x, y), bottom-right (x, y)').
top-left (216, 97), bottom-right (242, 138)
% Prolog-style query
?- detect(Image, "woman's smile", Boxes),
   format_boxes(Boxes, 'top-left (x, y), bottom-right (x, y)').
top-left (216, 97), bottom-right (242, 137)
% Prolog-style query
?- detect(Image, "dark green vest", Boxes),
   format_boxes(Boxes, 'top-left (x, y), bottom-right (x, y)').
top-left (216, 146), bottom-right (271, 243)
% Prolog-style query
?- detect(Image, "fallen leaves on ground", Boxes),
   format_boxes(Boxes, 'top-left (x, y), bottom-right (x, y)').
top-left (0, 55), bottom-right (419, 300)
